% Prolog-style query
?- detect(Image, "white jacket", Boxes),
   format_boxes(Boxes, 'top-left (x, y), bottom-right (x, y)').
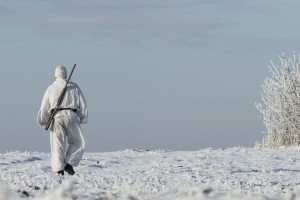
top-left (37, 78), bottom-right (88, 128)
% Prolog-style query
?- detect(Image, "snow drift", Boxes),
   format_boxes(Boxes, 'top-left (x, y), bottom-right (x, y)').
top-left (1, 148), bottom-right (300, 199)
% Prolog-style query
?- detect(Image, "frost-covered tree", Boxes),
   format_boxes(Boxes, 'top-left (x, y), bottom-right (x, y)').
top-left (256, 52), bottom-right (300, 147)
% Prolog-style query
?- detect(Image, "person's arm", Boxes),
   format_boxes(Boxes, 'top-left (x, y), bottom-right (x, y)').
top-left (76, 86), bottom-right (88, 124)
top-left (37, 87), bottom-right (51, 128)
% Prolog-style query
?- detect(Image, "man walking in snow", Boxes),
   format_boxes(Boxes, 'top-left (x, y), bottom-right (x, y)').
top-left (37, 65), bottom-right (88, 175)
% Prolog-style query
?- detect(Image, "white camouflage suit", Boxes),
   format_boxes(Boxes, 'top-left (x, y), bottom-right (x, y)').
top-left (37, 65), bottom-right (88, 172)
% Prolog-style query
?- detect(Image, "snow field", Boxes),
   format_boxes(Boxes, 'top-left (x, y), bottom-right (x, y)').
top-left (1, 148), bottom-right (300, 199)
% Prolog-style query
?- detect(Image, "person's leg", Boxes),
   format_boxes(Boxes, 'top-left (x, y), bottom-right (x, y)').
top-left (50, 118), bottom-right (67, 173)
top-left (65, 117), bottom-right (85, 167)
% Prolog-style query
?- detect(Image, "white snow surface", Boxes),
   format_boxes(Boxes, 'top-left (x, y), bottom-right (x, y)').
top-left (1, 147), bottom-right (300, 199)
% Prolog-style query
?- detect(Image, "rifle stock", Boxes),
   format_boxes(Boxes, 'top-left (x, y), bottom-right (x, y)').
top-left (45, 64), bottom-right (76, 131)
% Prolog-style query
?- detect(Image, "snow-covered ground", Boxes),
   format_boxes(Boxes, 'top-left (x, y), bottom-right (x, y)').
top-left (1, 147), bottom-right (300, 199)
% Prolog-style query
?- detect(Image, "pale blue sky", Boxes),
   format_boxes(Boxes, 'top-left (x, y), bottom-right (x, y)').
top-left (0, 0), bottom-right (299, 152)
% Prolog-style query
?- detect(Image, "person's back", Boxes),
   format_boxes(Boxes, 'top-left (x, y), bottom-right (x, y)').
top-left (38, 78), bottom-right (88, 126)
top-left (37, 65), bottom-right (88, 175)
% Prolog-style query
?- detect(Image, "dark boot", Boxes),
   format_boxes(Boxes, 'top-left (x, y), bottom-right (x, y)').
top-left (64, 164), bottom-right (75, 175)
top-left (57, 170), bottom-right (64, 176)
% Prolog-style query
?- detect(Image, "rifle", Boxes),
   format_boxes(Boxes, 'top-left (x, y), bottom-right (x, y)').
top-left (45, 64), bottom-right (76, 130)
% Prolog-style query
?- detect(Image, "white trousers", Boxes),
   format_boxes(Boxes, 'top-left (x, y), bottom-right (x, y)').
top-left (50, 115), bottom-right (85, 172)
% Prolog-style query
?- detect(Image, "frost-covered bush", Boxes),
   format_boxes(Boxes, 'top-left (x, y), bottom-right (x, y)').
top-left (256, 52), bottom-right (300, 148)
